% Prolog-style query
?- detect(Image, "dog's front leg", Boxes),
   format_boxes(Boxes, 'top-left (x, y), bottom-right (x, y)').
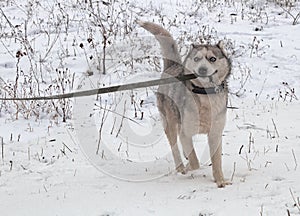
top-left (208, 131), bottom-right (230, 188)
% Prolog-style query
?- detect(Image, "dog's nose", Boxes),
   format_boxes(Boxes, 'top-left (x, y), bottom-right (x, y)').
top-left (198, 67), bottom-right (208, 76)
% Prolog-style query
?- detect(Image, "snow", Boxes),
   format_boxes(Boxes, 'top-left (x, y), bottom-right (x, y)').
top-left (1, 0), bottom-right (300, 215)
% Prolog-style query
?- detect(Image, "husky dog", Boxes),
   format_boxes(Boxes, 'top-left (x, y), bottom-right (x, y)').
top-left (138, 21), bottom-right (231, 187)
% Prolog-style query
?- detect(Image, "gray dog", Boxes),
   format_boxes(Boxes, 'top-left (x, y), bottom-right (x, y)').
top-left (138, 21), bottom-right (231, 187)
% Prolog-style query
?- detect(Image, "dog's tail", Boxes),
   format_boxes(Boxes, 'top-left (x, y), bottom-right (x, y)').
top-left (137, 21), bottom-right (182, 70)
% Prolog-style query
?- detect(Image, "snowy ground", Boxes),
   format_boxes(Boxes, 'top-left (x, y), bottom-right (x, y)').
top-left (1, 0), bottom-right (300, 215)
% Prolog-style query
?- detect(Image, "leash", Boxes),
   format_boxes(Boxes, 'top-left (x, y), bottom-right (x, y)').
top-left (0, 74), bottom-right (197, 101)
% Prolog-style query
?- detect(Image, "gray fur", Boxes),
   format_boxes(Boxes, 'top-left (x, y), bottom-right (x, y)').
top-left (138, 21), bottom-right (232, 187)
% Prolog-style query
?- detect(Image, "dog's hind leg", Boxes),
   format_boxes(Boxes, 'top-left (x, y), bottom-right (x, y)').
top-left (179, 132), bottom-right (199, 173)
top-left (157, 93), bottom-right (185, 173)
top-left (164, 121), bottom-right (185, 173)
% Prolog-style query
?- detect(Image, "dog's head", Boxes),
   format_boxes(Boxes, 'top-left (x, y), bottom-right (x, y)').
top-left (184, 41), bottom-right (231, 86)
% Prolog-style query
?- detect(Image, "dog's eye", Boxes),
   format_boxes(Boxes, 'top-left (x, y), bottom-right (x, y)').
top-left (194, 57), bottom-right (201, 62)
top-left (209, 57), bottom-right (217, 62)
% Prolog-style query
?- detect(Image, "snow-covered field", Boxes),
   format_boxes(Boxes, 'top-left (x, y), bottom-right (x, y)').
top-left (1, 0), bottom-right (300, 215)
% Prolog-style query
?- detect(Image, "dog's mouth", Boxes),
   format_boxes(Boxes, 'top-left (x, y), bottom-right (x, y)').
top-left (196, 70), bottom-right (218, 78)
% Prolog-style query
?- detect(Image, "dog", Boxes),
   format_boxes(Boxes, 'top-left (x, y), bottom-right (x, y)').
top-left (138, 21), bottom-right (231, 187)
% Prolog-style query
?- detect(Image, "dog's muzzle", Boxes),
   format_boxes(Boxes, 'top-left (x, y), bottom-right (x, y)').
top-left (197, 67), bottom-right (208, 77)
top-left (197, 67), bottom-right (218, 78)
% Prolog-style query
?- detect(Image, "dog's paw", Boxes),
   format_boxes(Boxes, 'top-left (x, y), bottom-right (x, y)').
top-left (178, 162), bottom-right (200, 175)
top-left (186, 161), bottom-right (199, 172)
top-left (181, 169), bottom-right (188, 175)
top-left (176, 164), bottom-right (187, 174)
top-left (216, 180), bottom-right (232, 188)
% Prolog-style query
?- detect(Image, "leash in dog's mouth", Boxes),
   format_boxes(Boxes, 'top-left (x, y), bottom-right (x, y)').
top-left (191, 70), bottom-right (225, 95)
top-left (197, 70), bottom-right (218, 79)
top-left (0, 73), bottom-right (198, 101)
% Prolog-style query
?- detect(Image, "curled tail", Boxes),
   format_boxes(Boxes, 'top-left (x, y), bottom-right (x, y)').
top-left (137, 21), bottom-right (182, 71)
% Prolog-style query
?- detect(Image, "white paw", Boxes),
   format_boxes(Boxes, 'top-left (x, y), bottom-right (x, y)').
top-left (216, 180), bottom-right (232, 188)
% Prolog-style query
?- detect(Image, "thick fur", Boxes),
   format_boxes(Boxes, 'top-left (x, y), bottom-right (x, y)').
top-left (138, 21), bottom-right (231, 187)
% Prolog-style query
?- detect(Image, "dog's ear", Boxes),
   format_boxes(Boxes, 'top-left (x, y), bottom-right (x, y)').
top-left (190, 43), bottom-right (200, 49)
top-left (217, 40), bottom-right (225, 49)
top-left (217, 40), bottom-right (228, 58)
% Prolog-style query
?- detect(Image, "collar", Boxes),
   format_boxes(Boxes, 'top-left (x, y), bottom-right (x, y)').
top-left (191, 82), bottom-right (226, 95)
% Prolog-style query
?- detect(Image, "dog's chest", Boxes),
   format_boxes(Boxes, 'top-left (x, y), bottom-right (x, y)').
top-left (182, 93), bottom-right (227, 134)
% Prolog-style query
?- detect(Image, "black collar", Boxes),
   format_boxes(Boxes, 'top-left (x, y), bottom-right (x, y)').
top-left (191, 82), bottom-right (225, 95)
